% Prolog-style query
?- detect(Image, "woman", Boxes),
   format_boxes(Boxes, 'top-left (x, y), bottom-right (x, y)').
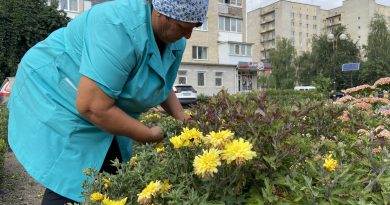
top-left (7, 0), bottom-right (209, 204)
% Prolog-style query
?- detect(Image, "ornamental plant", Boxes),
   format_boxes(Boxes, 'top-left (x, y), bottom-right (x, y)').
top-left (79, 87), bottom-right (390, 204)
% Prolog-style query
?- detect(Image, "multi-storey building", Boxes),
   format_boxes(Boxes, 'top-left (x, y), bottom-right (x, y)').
top-left (178, 0), bottom-right (257, 95)
top-left (248, 0), bottom-right (390, 63)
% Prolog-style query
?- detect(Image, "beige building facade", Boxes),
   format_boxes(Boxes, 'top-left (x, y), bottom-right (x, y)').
top-left (179, 0), bottom-right (258, 96)
top-left (248, 0), bottom-right (390, 63)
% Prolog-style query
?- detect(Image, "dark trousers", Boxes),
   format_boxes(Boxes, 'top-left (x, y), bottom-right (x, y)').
top-left (41, 137), bottom-right (122, 205)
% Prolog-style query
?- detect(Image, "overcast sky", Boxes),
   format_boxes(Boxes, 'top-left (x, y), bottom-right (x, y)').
top-left (247, 0), bottom-right (390, 12)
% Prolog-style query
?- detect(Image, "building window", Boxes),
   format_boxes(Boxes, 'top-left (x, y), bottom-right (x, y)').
top-left (219, 16), bottom-right (242, 32)
top-left (291, 12), bottom-right (295, 18)
top-left (192, 46), bottom-right (208, 60)
top-left (299, 32), bottom-right (302, 37)
top-left (299, 22), bottom-right (302, 27)
top-left (299, 14), bottom-right (302, 19)
top-left (194, 18), bottom-right (208, 31)
top-left (313, 15), bottom-right (317, 20)
top-left (313, 24), bottom-right (317, 30)
top-left (306, 33), bottom-right (309, 37)
top-left (291, 31), bottom-right (295, 37)
top-left (358, 17), bottom-right (361, 20)
top-left (291, 40), bottom-right (295, 46)
top-left (229, 44), bottom-right (252, 56)
top-left (291, 22), bottom-right (294, 27)
top-left (52, 0), bottom-right (79, 12)
top-left (215, 72), bottom-right (223, 86)
top-left (358, 26), bottom-right (360, 29)
top-left (177, 70), bottom-right (187, 85)
top-left (306, 14), bottom-right (309, 20)
top-left (306, 24), bottom-right (309, 28)
top-left (218, 0), bottom-right (242, 6)
top-left (197, 72), bottom-right (205, 86)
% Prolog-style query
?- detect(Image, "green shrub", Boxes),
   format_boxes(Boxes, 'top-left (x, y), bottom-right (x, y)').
top-left (0, 105), bottom-right (8, 146)
top-left (79, 90), bottom-right (390, 205)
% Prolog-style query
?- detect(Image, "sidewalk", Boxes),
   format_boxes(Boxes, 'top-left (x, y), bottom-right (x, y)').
top-left (0, 151), bottom-right (44, 205)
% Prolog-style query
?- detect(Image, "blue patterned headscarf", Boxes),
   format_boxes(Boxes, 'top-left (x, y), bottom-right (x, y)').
top-left (152, 0), bottom-right (209, 23)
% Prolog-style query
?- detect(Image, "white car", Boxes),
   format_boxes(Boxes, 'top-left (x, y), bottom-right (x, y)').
top-left (173, 84), bottom-right (197, 105)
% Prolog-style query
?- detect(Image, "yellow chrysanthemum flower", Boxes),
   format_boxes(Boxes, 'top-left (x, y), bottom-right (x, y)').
top-left (323, 154), bottom-right (337, 172)
top-left (205, 130), bottom-right (234, 148)
top-left (156, 142), bottom-right (165, 153)
top-left (184, 110), bottom-right (192, 116)
top-left (221, 138), bottom-right (257, 166)
top-left (137, 180), bottom-right (162, 205)
top-left (160, 180), bottom-right (172, 193)
top-left (180, 127), bottom-right (204, 147)
top-left (170, 136), bottom-right (184, 149)
top-left (90, 192), bottom-right (103, 202)
top-left (102, 195), bottom-right (127, 205)
top-left (193, 148), bottom-right (221, 178)
top-left (103, 178), bottom-right (110, 189)
top-left (130, 155), bottom-right (137, 166)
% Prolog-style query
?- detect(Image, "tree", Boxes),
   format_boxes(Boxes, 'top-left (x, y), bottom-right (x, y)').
top-left (295, 51), bottom-right (314, 85)
top-left (269, 38), bottom-right (296, 89)
top-left (310, 26), bottom-right (360, 90)
top-left (0, 0), bottom-right (69, 81)
top-left (360, 13), bottom-right (390, 84)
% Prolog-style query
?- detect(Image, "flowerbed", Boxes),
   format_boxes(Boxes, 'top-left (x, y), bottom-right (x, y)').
top-left (79, 79), bottom-right (390, 205)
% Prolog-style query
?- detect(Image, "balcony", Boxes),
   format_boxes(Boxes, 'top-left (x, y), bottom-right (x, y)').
top-left (218, 4), bottom-right (243, 18)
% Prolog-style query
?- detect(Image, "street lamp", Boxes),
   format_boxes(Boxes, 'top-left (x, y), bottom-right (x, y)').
top-left (327, 32), bottom-right (347, 94)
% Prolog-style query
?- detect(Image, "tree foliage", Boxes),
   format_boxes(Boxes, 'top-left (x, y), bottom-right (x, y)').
top-left (361, 13), bottom-right (390, 85)
top-left (310, 26), bottom-right (360, 90)
top-left (0, 0), bottom-right (69, 80)
top-left (269, 38), bottom-right (296, 89)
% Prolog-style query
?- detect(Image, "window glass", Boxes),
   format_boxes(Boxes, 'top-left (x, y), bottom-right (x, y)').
top-left (219, 16), bottom-right (224, 30)
top-left (178, 77), bottom-right (186, 84)
top-left (197, 72), bottom-right (205, 86)
top-left (231, 18), bottom-right (237, 32)
top-left (225, 17), bottom-right (230, 31)
top-left (70, 0), bottom-right (78, 11)
top-left (237, 19), bottom-right (242, 32)
top-left (241, 45), bottom-right (246, 55)
top-left (60, 0), bottom-right (68, 10)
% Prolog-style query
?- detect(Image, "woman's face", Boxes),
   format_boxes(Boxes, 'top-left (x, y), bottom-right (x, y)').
top-left (152, 10), bottom-right (202, 44)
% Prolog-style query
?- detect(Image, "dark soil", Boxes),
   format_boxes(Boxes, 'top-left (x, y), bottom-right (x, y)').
top-left (0, 151), bottom-right (45, 205)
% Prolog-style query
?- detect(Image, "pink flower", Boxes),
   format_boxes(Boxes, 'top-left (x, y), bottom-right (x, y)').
top-left (380, 109), bottom-right (390, 116)
top-left (335, 95), bottom-right (355, 104)
top-left (338, 110), bottom-right (350, 122)
top-left (344, 84), bottom-right (374, 95)
top-left (353, 100), bottom-right (372, 111)
top-left (373, 77), bottom-right (390, 88)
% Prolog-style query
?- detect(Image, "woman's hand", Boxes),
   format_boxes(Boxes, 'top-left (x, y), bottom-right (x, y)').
top-left (149, 126), bottom-right (164, 142)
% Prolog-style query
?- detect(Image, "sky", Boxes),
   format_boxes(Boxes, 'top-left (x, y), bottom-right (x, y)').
top-left (247, 0), bottom-right (390, 12)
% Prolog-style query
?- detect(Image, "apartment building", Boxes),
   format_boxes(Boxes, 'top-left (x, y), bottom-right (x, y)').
top-left (248, 0), bottom-right (390, 63)
top-left (178, 0), bottom-right (258, 95)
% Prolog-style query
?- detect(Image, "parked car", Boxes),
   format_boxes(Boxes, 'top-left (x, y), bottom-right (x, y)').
top-left (0, 77), bottom-right (15, 105)
top-left (330, 91), bottom-right (345, 101)
top-left (173, 84), bottom-right (197, 105)
top-left (294, 85), bottom-right (316, 91)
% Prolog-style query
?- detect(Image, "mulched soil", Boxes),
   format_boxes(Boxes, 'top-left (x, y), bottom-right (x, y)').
top-left (0, 151), bottom-right (45, 205)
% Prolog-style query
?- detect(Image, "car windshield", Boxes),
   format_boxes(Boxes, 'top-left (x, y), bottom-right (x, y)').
top-left (176, 86), bottom-right (193, 92)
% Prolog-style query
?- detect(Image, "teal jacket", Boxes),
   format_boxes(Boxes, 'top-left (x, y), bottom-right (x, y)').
top-left (7, 0), bottom-right (185, 202)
